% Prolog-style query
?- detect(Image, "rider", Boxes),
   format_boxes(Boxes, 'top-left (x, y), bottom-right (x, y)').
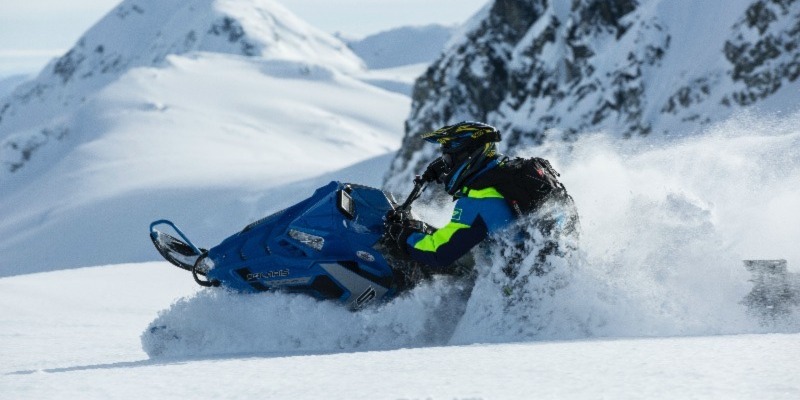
top-left (385, 121), bottom-right (576, 272)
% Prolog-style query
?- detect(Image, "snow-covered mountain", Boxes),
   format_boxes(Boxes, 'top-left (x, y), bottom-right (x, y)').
top-left (0, 74), bottom-right (29, 100)
top-left (336, 25), bottom-right (456, 96)
top-left (0, 0), bottom-right (366, 177)
top-left (385, 0), bottom-right (800, 191)
top-left (342, 24), bottom-right (455, 69)
top-left (0, 0), bottom-right (407, 274)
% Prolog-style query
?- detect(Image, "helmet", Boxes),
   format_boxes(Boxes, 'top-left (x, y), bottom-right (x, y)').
top-left (421, 121), bottom-right (501, 155)
top-left (421, 122), bottom-right (502, 196)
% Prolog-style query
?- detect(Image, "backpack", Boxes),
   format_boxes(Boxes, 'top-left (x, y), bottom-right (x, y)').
top-left (468, 157), bottom-right (566, 216)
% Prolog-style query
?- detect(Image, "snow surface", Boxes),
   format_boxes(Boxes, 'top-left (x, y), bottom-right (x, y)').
top-left (1, 263), bottom-right (799, 399)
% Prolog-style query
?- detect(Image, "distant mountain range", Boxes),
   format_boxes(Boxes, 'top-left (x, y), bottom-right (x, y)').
top-left (340, 24), bottom-right (456, 69)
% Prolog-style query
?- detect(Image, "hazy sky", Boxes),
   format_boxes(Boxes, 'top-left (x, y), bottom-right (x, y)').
top-left (0, 0), bottom-right (489, 77)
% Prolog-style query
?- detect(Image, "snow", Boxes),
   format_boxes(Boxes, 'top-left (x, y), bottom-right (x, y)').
top-left (0, 74), bottom-right (30, 99)
top-left (0, 0), bottom-right (367, 174)
top-left (1, 262), bottom-right (799, 399)
top-left (352, 62), bottom-right (430, 95)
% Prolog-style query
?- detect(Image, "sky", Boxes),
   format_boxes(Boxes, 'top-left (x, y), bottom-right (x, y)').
top-left (0, 0), bottom-right (489, 78)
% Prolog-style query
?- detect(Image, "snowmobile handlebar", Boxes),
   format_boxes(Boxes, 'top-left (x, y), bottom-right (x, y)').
top-left (385, 176), bottom-right (426, 227)
top-left (392, 155), bottom-right (450, 213)
top-left (395, 175), bottom-right (426, 213)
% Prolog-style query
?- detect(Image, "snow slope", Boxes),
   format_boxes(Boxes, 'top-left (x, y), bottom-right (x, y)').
top-left (0, 74), bottom-right (29, 99)
top-left (0, 1), bottom-right (473, 275)
top-left (1, 261), bottom-right (797, 400)
top-left (340, 25), bottom-right (457, 96)
top-left (353, 63), bottom-right (431, 96)
top-left (0, 0), bottom-right (365, 174)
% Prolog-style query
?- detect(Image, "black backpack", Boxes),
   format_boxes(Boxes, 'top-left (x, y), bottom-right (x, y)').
top-left (468, 157), bottom-right (566, 216)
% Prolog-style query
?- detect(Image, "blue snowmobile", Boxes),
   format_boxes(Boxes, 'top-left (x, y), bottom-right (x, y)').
top-left (150, 179), bottom-right (463, 310)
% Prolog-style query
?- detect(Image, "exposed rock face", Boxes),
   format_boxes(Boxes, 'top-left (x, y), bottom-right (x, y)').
top-left (385, 0), bottom-right (800, 192)
top-left (724, 0), bottom-right (800, 106)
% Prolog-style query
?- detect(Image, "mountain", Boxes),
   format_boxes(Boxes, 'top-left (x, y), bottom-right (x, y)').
top-left (0, 0), bottom-right (407, 274)
top-left (0, 0), bottom-right (365, 177)
top-left (0, 74), bottom-right (30, 100)
top-left (342, 24), bottom-right (456, 69)
top-left (385, 0), bottom-right (800, 192)
top-left (338, 25), bottom-right (457, 96)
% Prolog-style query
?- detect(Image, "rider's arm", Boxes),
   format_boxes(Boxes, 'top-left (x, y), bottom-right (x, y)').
top-left (405, 187), bottom-right (514, 270)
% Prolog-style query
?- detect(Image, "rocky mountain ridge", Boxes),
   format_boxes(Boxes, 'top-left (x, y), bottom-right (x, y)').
top-left (385, 0), bottom-right (800, 191)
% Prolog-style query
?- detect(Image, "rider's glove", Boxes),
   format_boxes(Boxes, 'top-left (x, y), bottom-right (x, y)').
top-left (421, 156), bottom-right (451, 184)
top-left (384, 211), bottom-right (434, 254)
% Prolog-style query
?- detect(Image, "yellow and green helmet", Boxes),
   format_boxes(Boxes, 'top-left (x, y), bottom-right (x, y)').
top-left (421, 122), bottom-right (502, 195)
top-left (421, 121), bottom-right (501, 155)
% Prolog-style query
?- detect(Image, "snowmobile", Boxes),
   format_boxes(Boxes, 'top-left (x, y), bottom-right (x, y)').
top-left (150, 178), bottom-right (454, 310)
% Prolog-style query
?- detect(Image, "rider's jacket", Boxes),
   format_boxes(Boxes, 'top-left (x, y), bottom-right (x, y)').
top-left (405, 160), bottom-right (514, 269)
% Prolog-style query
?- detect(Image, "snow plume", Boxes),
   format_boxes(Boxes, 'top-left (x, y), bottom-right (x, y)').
top-left (143, 112), bottom-right (800, 358)
top-left (542, 110), bottom-right (800, 338)
top-left (451, 200), bottom-right (584, 344)
top-left (142, 277), bottom-right (471, 358)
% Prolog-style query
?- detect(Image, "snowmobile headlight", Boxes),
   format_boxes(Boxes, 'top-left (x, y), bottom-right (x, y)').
top-left (288, 229), bottom-right (325, 251)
